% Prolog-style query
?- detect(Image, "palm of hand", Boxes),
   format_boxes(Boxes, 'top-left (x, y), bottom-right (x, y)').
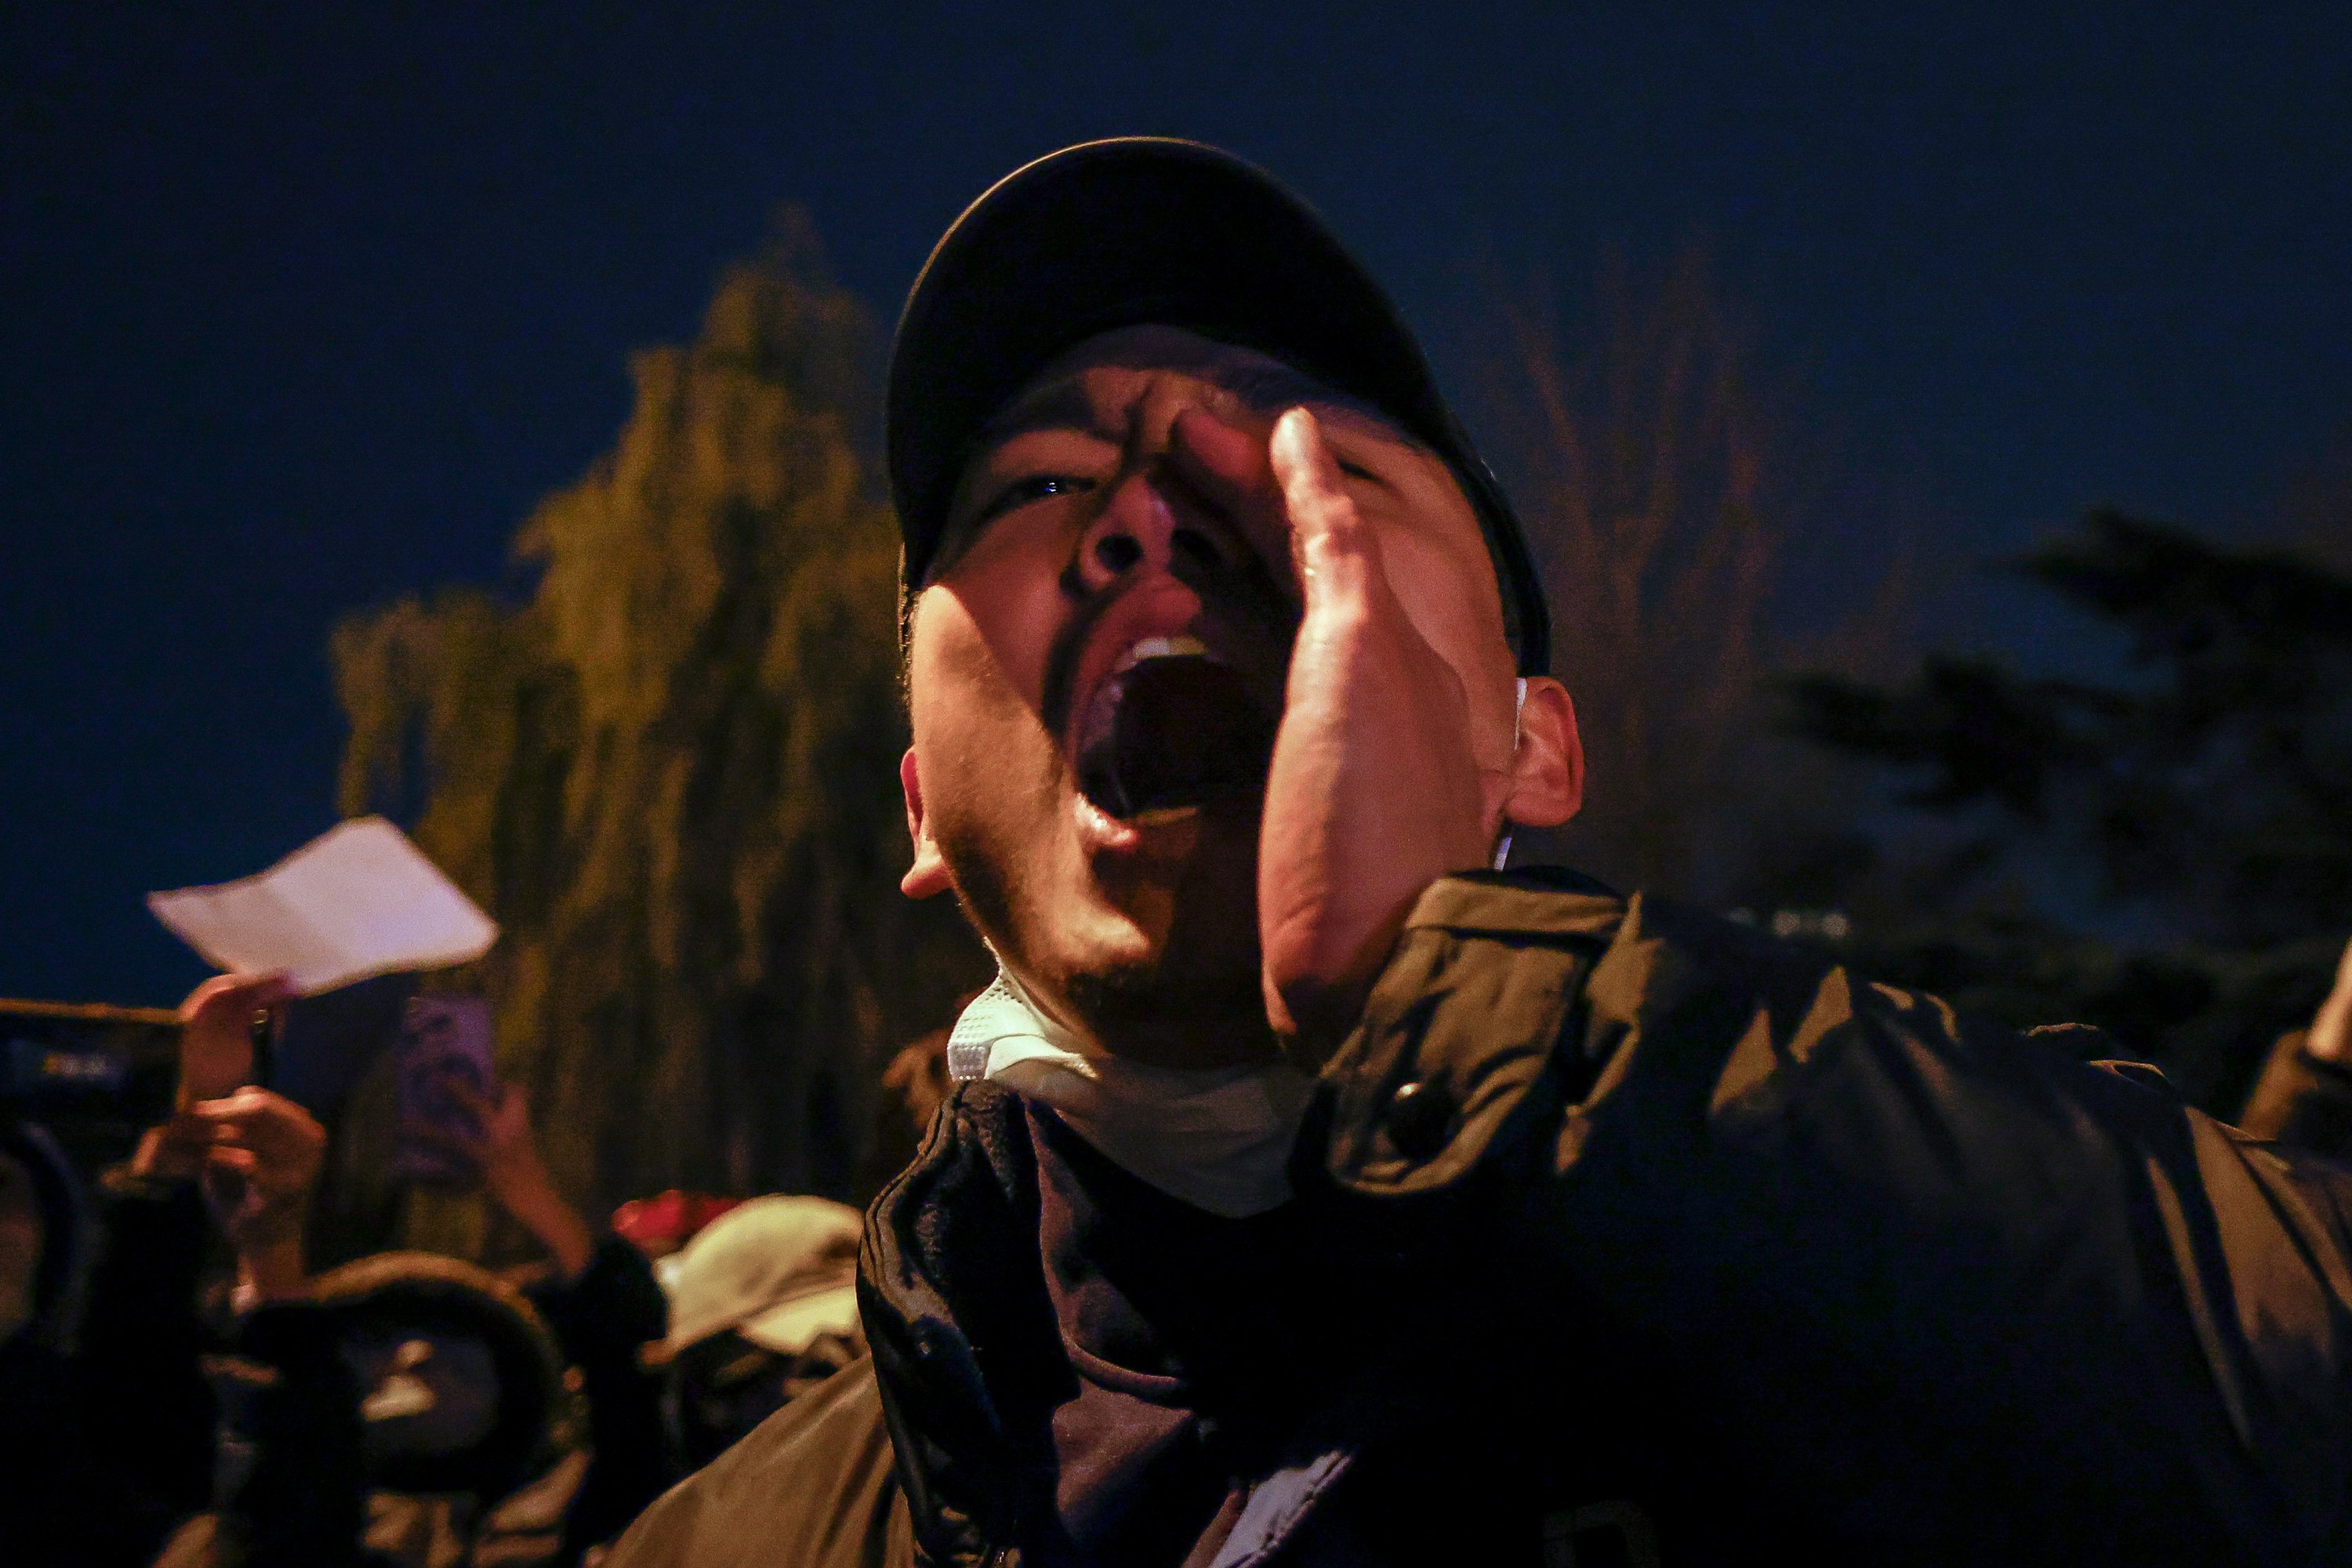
top-left (1258, 410), bottom-right (1488, 1050)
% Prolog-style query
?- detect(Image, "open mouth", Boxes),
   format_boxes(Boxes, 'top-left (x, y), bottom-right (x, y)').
top-left (1073, 635), bottom-right (1278, 822)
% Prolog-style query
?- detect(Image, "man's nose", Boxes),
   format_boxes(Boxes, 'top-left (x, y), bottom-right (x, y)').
top-left (1071, 469), bottom-right (1233, 596)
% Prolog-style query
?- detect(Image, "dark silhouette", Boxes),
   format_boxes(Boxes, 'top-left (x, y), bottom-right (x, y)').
top-left (1781, 510), bottom-right (2352, 1109)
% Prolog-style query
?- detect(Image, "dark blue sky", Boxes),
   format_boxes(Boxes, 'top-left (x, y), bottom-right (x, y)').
top-left (5, 2), bottom-right (2348, 1003)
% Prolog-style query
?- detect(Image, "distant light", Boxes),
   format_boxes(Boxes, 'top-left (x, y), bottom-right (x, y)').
top-left (1737, 907), bottom-right (1857, 943)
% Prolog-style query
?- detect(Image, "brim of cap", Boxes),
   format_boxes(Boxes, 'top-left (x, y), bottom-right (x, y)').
top-left (736, 1281), bottom-right (862, 1356)
top-left (886, 137), bottom-right (1548, 675)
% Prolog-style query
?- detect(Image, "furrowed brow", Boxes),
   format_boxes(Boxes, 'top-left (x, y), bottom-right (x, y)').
top-left (972, 380), bottom-right (1116, 453)
top-left (1214, 365), bottom-right (1420, 448)
top-left (1214, 362), bottom-right (1344, 414)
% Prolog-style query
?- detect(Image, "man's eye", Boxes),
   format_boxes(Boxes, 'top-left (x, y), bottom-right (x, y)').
top-left (980, 474), bottom-right (1095, 523)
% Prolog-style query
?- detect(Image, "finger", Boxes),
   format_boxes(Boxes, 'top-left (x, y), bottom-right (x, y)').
top-left (240, 1102), bottom-right (325, 1156)
top-left (207, 1145), bottom-right (259, 1178)
top-left (2314, 941), bottom-right (2352, 1060)
top-left (201, 1084), bottom-right (305, 1114)
top-left (154, 1109), bottom-right (213, 1144)
top-left (1166, 404), bottom-right (1269, 494)
top-left (194, 1091), bottom-right (321, 1155)
top-left (191, 1086), bottom-right (276, 1120)
top-left (193, 1110), bottom-right (251, 1147)
top-left (1269, 408), bottom-right (1381, 594)
top-left (180, 971), bottom-right (296, 1026)
top-left (493, 1083), bottom-right (536, 1136)
top-left (1269, 407), bottom-right (1353, 539)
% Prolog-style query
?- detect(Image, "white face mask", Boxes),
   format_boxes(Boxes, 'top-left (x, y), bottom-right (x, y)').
top-left (946, 970), bottom-right (1311, 1218)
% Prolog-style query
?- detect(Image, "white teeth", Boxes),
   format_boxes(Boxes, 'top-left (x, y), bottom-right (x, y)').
top-left (1112, 633), bottom-right (1210, 675)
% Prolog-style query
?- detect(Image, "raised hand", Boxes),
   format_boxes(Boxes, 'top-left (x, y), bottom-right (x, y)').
top-left (2307, 935), bottom-right (2352, 1064)
top-left (194, 1086), bottom-right (325, 1301)
top-left (134, 971), bottom-right (296, 1181)
top-left (405, 1075), bottom-right (594, 1279)
top-left (175, 971), bottom-right (295, 1107)
top-left (1257, 408), bottom-right (1490, 1053)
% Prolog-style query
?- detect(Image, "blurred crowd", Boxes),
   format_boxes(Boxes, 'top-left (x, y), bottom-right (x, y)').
top-left (0, 971), bottom-right (904, 1568)
top-left (5, 947), bottom-right (2350, 1567)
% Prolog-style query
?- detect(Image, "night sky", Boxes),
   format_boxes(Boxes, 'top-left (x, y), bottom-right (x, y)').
top-left (5, 2), bottom-right (2348, 1004)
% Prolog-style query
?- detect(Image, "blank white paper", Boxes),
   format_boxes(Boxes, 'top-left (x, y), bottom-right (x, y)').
top-left (147, 818), bottom-right (498, 994)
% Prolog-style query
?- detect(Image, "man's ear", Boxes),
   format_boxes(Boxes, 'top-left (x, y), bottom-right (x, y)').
top-left (900, 748), bottom-right (954, 899)
top-left (1501, 677), bottom-right (1584, 829)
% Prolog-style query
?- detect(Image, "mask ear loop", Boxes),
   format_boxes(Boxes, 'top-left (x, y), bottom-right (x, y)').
top-left (1493, 677), bottom-right (1526, 872)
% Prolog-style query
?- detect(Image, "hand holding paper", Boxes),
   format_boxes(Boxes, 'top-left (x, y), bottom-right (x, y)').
top-left (148, 818), bottom-right (498, 995)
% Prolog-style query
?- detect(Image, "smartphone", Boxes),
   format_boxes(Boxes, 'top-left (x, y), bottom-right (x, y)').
top-left (390, 994), bottom-right (499, 1183)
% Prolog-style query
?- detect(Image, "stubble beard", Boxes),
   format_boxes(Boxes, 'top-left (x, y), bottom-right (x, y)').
top-left (935, 802), bottom-right (1279, 1069)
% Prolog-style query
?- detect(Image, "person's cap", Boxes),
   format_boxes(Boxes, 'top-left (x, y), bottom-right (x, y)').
top-left (887, 137), bottom-right (1550, 677)
top-left (657, 1194), bottom-right (863, 1359)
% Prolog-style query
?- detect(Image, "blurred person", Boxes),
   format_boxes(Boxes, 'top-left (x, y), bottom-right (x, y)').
top-left (169, 1247), bottom-right (572, 1568)
top-left (123, 972), bottom-right (368, 1568)
top-left (0, 974), bottom-right (292, 1567)
top-left (157, 1036), bottom-right (584, 1568)
top-left (645, 1196), bottom-right (864, 1472)
top-left (306, 1250), bottom-right (569, 1567)
top-left (0, 1121), bottom-right (84, 1346)
top-left (595, 140), bottom-right (2352, 1565)
top-left (853, 1025), bottom-right (953, 1205)
top-left (180, 1083), bottom-right (368, 1568)
top-left (148, 973), bottom-right (667, 1568)
top-left (0, 1115), bottom-right (180, 1568)
top-left (414, 1073), bottom-right (673, 1559)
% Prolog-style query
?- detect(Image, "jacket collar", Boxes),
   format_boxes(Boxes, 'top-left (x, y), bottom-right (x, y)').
top-left (859, 1080), bottom-right (1070, 1563)
top-left (858, 1079), bottom-right (1466, 1566)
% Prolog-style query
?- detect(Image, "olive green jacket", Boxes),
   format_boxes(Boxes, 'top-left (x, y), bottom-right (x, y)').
top-left (609, 872), bottom-right (2352, 1566)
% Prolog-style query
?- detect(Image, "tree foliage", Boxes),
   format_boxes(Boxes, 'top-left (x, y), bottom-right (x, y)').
top-left (1780, 510), bottom-right (2352, 1107)
top-left (1476, 249), bottom-right (1910, 902)
top-left (1786, 511), bottom-right (2352, 946)
top-left (329, 230), bottom-right (985, 1257)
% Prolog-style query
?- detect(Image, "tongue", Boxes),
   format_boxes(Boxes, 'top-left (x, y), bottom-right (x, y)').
top-left (1077, 658), bottom-right (1276, 818)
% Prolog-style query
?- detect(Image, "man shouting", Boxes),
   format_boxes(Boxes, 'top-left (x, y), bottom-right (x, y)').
top-left (609, 140), bottom-right (2352, 1566)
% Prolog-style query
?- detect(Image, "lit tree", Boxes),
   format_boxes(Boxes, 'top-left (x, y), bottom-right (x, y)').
top-left (331, 226), bottom-right (984, 1256)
